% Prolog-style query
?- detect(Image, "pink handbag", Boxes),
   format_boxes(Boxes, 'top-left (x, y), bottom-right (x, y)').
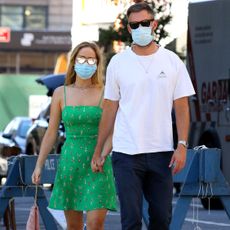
top-left (26, 186), bottom-right (40, 230)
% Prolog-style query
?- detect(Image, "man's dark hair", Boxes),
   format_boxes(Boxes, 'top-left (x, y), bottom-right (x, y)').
top-left (127, 2), bottom-right (155, 19)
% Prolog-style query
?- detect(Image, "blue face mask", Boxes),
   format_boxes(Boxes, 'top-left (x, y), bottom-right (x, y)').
top-left (131, 26), bottom-right (154, 46)
top-left (74, 63), bottom-right (97, 79)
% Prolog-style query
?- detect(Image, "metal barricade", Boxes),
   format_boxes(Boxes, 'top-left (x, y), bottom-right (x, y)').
top-left (142, 148), bottom-right (230, 230)
top-left (0, 154), bottom-right (60, 229)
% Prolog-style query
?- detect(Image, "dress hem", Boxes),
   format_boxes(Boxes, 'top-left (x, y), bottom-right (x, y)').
top-left (48, 205), bottom-right (117, 212)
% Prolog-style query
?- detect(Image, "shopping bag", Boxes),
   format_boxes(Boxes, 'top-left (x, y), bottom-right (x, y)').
top-left (26, 186), bottom-right (40, 230)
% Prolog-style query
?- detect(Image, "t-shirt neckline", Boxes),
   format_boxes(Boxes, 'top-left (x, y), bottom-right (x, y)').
top-left (129, 45), bottom-right (161, 58)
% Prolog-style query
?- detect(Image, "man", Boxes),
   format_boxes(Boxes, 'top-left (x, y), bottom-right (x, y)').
top-left (92, 2), bottom-right (195, 230)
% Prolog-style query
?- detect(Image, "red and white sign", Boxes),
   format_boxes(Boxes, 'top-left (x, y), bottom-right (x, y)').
top-left (0, 27), bottom-right (11, 43)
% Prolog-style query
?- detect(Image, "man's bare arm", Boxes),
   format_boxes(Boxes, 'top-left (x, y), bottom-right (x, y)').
top-left (169, 97), bottom-right (190, 174)
top-left (91, 99), bottom-right (119, 172)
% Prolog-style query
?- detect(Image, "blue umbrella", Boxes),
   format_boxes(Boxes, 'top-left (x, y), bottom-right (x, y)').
top-left (36, 73), bottom-right (66, 96)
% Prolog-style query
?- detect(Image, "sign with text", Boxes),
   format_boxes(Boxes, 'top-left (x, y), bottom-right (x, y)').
top-left (0, 27), bottom-right (11, 43)
top-left (22, 154), bottom-right (60, 184)
top-left (0, 30), bottom-right (71, 51)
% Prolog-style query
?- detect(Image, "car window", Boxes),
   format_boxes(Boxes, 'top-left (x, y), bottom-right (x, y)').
top-left (3, 119), bottom-right (18, 135)
top-left (37, 99), bottom-right (51, 119)
top-left (17, 120), bottom-right (32, 138)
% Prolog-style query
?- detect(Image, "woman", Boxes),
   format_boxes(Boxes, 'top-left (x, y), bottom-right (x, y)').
top-left (32, 41), bottom-right (117, 230)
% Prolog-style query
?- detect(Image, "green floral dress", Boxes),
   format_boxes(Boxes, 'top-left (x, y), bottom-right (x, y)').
top-left (49, 88), bottom-right (117, 211)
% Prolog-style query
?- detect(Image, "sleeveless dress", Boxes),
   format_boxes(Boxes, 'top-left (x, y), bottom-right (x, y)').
top-left (49, 86), bottom-right (117, 211)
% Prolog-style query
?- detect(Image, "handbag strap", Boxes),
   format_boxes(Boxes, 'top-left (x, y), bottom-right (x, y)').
top-left (34, 185), bottom-right (38, 205)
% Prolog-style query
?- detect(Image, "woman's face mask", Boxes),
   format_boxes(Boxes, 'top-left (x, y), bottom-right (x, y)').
top-left (74, 57), bottom-right (97, 79)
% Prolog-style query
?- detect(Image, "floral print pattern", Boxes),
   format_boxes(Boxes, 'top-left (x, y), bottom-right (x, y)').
top-left (49, 106), bottom-right (117, 211)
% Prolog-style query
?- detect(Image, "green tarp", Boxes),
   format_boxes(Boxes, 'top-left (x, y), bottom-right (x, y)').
top-left (0, 74), bottom-right (47, 130)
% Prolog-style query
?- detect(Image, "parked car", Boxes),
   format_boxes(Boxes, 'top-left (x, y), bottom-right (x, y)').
top-left (0, 157), bottom-right (7, 179)
top-left (25, 74), bottom-right (66, 155)
top-left (25, 101), bottom-right (65, 155)
top-left (0, 116), bottom-right (32, 155)
top-left (0, 116), bottom-right (32, 178)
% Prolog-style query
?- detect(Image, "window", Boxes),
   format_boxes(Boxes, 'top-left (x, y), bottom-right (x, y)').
top-left (1, 6), bottom-right (23, 29)
top-left (17, 120), bottom-right (32, 138)
top-left (0, 5), bottom-right (47, 30)
top-left (24, 6), bottom-right (47, 29)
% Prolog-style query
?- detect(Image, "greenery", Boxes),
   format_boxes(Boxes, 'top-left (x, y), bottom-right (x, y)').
top-left (99, 0), bottom-right (172, 64)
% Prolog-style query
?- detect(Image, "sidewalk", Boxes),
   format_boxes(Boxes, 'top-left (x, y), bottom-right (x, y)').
top-left (0, 191), bottom-right (146, 230)
top-left (1, 191), bottom-right (230, 229)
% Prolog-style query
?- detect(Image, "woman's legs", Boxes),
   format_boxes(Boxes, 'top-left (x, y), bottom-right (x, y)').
top-left (64, 210), bottom-right (84, 230)
top-left (86, 209), bottom-right (107, 230)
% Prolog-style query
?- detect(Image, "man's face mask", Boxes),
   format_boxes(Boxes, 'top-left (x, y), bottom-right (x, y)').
top-left (129, 19), bottom-right (154, 46)
top-left (131, 26), bottom-right (154, 46)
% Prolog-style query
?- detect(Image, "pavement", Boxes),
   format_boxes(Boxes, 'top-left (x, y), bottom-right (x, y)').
top-left (1, 188), bottom-right (230, 230)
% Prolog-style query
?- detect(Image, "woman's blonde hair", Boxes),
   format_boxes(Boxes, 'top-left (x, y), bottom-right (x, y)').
top-left (65, 41), bottom-right (104, 87)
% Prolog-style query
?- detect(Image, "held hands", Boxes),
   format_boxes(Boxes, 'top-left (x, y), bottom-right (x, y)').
top-left (91, 153), bottom-right (106, 173)
top-left (169, 145), bottom-right (187, 175)
top-left (32, 166), bottom-right (42, 185)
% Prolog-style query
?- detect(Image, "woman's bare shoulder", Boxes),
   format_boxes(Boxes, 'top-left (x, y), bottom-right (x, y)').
top-left (52, 85), bottom-right (65, 100)
top-left (54, 85), bottom-right (64, 93)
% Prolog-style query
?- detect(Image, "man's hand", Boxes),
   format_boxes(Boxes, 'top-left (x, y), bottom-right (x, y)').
top-left (169, 145), bottom-right (187, 174)
top-left (91, 153), bottom-right (106, 173)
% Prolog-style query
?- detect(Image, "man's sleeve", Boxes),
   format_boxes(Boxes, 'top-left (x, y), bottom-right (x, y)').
top-left (104, 58), bottom-right (120, 101)
top-left (173, 59), bottom-right (196, 100)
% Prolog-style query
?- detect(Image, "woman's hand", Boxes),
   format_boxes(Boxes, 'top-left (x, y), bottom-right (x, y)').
top-left (32, 166), bottom-right (42, 184)
top-left (91, 154), bottom-right (106, 173)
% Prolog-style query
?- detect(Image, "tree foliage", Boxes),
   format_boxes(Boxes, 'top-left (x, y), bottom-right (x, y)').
top-left (99, 0), bottom-right (172, 52)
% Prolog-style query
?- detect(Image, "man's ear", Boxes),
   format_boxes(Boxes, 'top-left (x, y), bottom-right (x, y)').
top-left (127, 24), bottom-right (132, 34)
top-left (152, 20), bottom-right (158, 30)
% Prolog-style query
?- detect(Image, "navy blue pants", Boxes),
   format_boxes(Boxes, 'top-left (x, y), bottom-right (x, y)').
top-left (112, 151), bottom-right (173, 230)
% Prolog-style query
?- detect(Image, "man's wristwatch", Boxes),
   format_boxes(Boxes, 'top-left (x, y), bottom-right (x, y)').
top-left (178, 140), bottom-right (188, 148)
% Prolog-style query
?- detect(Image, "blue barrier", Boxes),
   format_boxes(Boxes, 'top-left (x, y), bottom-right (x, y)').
top-left (0, 154), bottom-right (60, 229)
top-left (2, 149), bottom-right (230, 229)
top-left (142, 148), bottom-right (230, 230)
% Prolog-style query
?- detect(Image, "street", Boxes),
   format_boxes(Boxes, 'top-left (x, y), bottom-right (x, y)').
top-left (0, 189), bottom-right (230, 230)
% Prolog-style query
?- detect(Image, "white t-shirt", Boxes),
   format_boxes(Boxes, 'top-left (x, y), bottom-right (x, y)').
top-left (104, 46), bottom-right (195, 155)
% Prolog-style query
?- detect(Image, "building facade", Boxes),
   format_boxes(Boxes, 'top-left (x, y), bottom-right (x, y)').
top-left (0, 0), bottom-right (141, 74)
top-left (0, 0), bottom-right (72, 74)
